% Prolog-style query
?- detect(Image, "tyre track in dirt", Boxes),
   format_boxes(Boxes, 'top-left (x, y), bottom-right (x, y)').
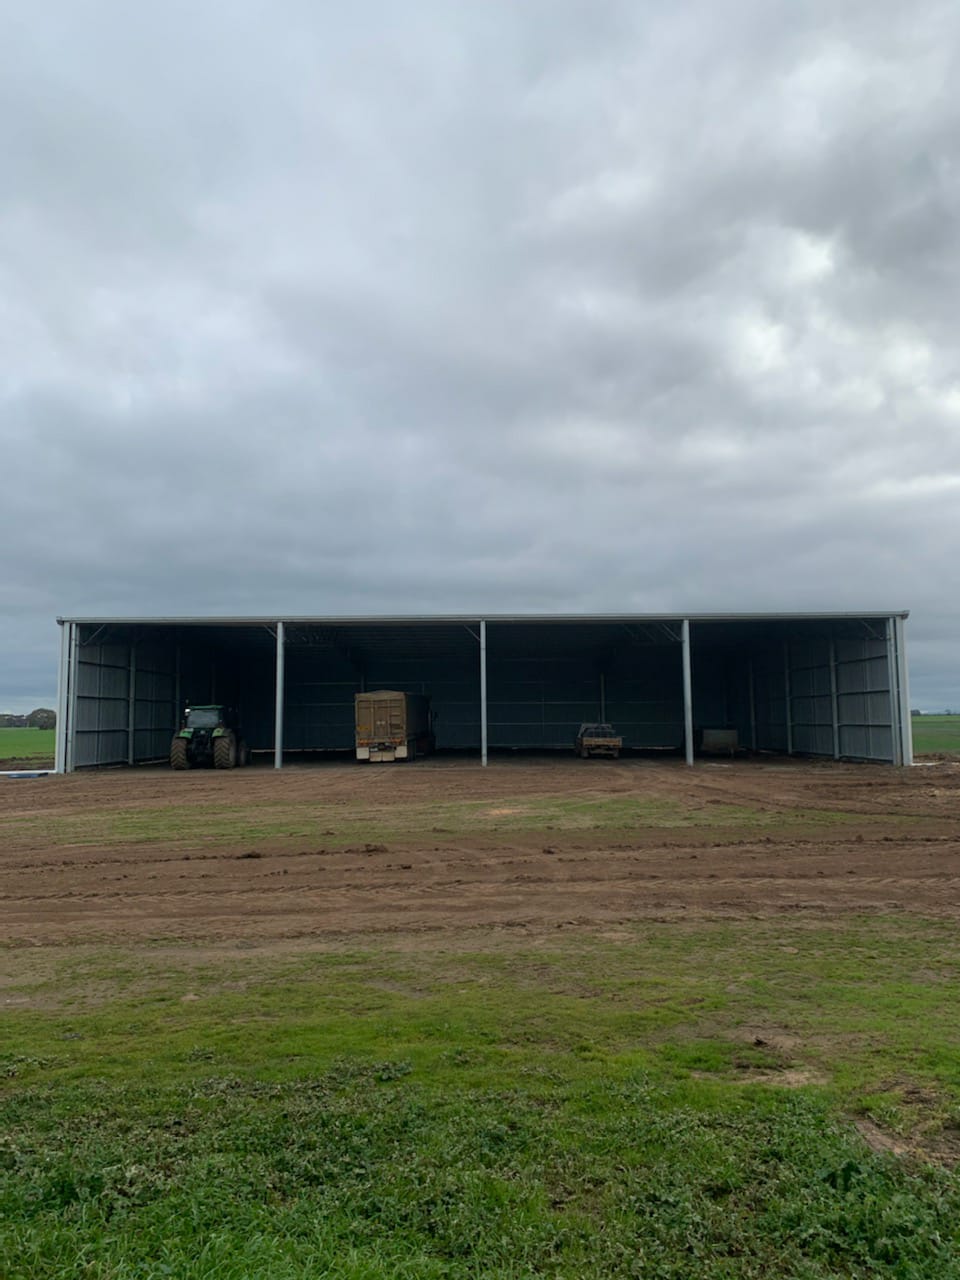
top-left (3, 758), bottom-right (960, 944)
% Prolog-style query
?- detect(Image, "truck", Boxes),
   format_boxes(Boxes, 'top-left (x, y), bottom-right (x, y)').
top-left (575, 722), bottom-right (623, 759)
top-left (355, 690), bottom-right (433, 762)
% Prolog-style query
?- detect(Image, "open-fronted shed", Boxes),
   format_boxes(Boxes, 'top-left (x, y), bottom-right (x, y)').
top-left (54, 612), bottom-right (912, 770)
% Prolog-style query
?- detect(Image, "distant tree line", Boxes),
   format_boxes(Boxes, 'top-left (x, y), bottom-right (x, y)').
top-left (0, 708), bottom-right (56, 729)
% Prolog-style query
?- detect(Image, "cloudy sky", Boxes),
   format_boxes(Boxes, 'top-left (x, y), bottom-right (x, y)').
top-left (2, 0), bottom-right (959, 712)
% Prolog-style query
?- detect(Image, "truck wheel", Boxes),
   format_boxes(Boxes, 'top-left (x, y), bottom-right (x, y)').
top-left (213, 733), bottom-right (237, 769)
top-left (170, 738), bottom-right (191, 770)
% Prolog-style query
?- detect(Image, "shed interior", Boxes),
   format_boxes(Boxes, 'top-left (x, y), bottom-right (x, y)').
top-left (57, 614), bottom-right (911, 769)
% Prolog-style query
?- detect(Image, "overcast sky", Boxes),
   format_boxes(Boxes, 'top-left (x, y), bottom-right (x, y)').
top-left (2, 0), bottom-right (959, 712)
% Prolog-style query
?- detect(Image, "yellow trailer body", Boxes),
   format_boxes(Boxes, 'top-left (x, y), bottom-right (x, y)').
top-left (355, 690), bottom-right (432, 762)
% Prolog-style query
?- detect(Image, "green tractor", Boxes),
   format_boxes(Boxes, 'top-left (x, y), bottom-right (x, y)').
top-left (170, 705), bottom-right (250, 770)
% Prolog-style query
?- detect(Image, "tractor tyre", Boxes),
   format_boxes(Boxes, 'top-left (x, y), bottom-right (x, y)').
top-left (237, 740), bottom-right (250, 768)
top-left (170, 738), bottom-right (191, 770)
top-left (213, 733), bottom-right (237, 770)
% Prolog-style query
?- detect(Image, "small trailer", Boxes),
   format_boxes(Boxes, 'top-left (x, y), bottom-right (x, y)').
top-left (355, 690), bottom-right (433, 762)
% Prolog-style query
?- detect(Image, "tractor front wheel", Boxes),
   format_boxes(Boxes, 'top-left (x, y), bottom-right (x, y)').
top-left (170, 738), bottom-right (191, 770)
top-left (213, 733), bottom-right (237, 769)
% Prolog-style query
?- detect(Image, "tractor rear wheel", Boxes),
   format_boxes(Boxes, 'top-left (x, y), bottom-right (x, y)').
top-left (237, 740), bottom-right (250, 767)
top-left (170, 738), bottom-right (190, 770)
top-left (213, 733), bottom-right (237, 769)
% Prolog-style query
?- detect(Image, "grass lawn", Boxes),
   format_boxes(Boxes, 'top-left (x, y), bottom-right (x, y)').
top-left (4, 918), bottom-right (960, 1278)
top-left (912, 715), bottom-right (960, 755)
top-left (0, 727), bottom-right (55, 763)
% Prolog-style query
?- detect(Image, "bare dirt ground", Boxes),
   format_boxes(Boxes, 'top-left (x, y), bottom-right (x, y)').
top-left (2, 756), bottom-right (960, 945)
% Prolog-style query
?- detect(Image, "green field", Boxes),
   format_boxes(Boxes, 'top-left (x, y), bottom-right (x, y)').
top-left (0, 726), bottom-right (55, 763)
top-left (912, 714), bottom-right (960, 755)
top-left (1, 720), bottom-right (953, 765)
top-left (5, 918), bottom-right (960, 1278)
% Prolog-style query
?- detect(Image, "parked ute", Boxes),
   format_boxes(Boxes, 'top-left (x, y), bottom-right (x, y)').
top-left (575, 723), bottom-right (623, 759)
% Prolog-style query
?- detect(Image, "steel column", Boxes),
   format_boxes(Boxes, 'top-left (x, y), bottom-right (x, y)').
top-left (681, 619), bottom-right (694, 766)
top-left (274, 621), bottom-right (285, 770)
top-left (829, 639), bottom-right (840, 760)
top-left (127, 644), bottom-right (137, 766)
top-left (65, 623), bottom-right (79, 773)
top-left (886, 617), bottom-right (903, 766)
top-left (783, 642), bottom-right (793, 755)
top-left (599, 672), bottom-right (606, 721)
top-left (55, 622), bottom-right (69, 773)
top-left (480, 619), bottom-right (488, 767)
top-left (748, 659), bottom-right (757, 751)
top-left (894, 615), bottom-right (913, 765)
top-left (174, 645), bottom-right (181, 726)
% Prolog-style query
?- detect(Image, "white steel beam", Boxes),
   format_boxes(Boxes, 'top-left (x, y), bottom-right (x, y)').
top-left (480, 619), bottom-right (488, 767)
top-left (55, 622), bottom-right (69, 773)
top-left (886, 616), bottom-right (903, 766)
top-left (274, 621), bottom-right (285, 770)
top-left (65, 623), bottom-right (79, 773)
top-left (895, 614), bottom-right (913, 765)
top-left (681, 619), bottom-right (694, 766)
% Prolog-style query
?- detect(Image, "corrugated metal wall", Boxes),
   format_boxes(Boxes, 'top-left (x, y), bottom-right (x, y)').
top-left (74, 642), bottom-right (129, 767)
top-left (725, 629), bottom-right (896, 762)
top-left (835, 634), bottom-right (895, 760)
top-left (73, 638), bottom-right (175, 767)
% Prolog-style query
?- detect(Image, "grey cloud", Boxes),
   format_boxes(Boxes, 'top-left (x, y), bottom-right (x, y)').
top-left (1, 0), bottom-right (959, 713)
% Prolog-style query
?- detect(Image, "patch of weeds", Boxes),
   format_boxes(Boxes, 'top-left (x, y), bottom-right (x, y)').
top-left (3, 1076), bottom-right (960, 1278)
top-left (0, 1055), bottom-right (59, 1079)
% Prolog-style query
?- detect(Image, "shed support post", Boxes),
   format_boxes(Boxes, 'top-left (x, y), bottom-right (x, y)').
top-left (55, 622), bottom-right (70, 774)
top-left (599, 672), bottom-right (606, 721)
top-left (681, 619), bottom-right (694, 766)
top-left (783, 642), bottom-right (793, 755)
top-left (127, 644), bottom-right (137, 766)
top-left (748, 659), bottom-right (757, 751)
top-left (894, 615), bottom-right (913, 766)
top-left (65, 623), bottom-right (79, 774)
top-left (174, 645), bottom-right (181, 726)
top-left (274, 621), bottom-right (285, 770)
top-left (886, 617), bottom-right (903, 766)
top-left (829, 639), bottom-right (841, 760)
top-left (480, 619), bottom-right (488, 767)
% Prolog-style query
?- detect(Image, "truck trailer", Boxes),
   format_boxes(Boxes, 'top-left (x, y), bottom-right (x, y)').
top-left (354, 690), bottom-right (433, 762)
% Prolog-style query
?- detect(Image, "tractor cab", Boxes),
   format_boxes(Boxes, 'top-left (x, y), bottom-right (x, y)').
top-left (184, 705), bottom-right (235, 731)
